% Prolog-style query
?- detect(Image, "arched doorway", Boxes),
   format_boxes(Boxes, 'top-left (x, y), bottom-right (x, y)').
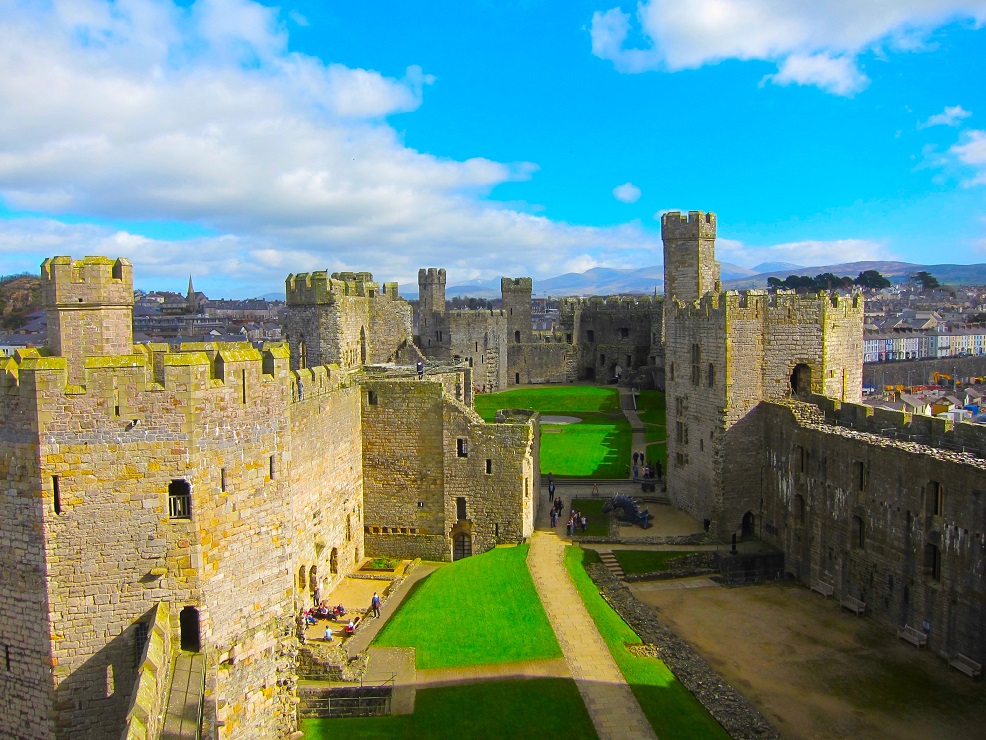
top-left (452, 533), bottom-right (472, 561)
top-left (179, 606), bottom-right (200, 652)
top-left (790, 363), bottom-right (811, 396)
top-left (741, 511), bottom-right (755, 539)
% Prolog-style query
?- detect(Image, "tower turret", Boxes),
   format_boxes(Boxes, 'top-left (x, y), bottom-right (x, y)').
top-left (501, 277), bottom-right (533, 344)
top-left (661, 211), bottom-right (719, 302)
top-left (41, 256), bottom-right (134, 384)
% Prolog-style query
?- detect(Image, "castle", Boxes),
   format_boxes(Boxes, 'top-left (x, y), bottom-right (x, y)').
top-left (2, 212), bottom-right (984, 739)
top-left (0, 259), bottom-right (538, 738)
top-left (416, 269), bottom-right (662, 390)
top-left (660, 211), bottom-right (985, 672)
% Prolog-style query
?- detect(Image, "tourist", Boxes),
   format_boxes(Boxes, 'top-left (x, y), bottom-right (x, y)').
top-left (371, 592), bottom-right (382, 618)
top-left (633, 451), bottom-right (639, 465)
top-left (656, 460), bottom-right (663, 480)
top-left (633, 463), bottom-right (639, 480)
top-left (416, 360), bottom-right (424, 379)
top-left (346, 619), bottom-right (356, 634)
top-left (548, 480), bottom-right (555, 502)
top-left (324, 625), bottom-right (333, 642)
top-left (313, 582), bottom-right (321, 607)
top-left (550, 509), bottom-right (557, 527)
top-left (581, 515), bottom-right (587, 533)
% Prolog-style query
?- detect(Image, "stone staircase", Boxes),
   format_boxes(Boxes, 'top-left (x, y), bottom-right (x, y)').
top-left (597, 551), bottom-right (626, 580)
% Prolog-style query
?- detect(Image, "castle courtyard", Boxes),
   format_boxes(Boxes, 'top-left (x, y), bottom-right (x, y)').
top-left (634, 578), bottom-right (986, 739)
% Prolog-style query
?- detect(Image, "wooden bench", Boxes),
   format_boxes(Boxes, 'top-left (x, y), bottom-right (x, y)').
top-left (897, 625), bottom-right (927, 648)
top-left (811, 579), bottom-right (834, 598)
top-left (840, 595), bottom-right (866, 615)
top-left (948, 653), bottom-right (982, 678)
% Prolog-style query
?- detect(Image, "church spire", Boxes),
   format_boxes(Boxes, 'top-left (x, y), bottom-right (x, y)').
top-left (187, 275), bottom-right (194, 299)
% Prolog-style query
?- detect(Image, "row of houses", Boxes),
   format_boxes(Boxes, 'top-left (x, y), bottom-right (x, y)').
top-left (863, 327), bottom-right (986, 362)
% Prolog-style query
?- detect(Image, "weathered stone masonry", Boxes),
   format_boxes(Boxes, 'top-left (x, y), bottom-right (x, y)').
top-left (0, 256), bottom-right (538, 740)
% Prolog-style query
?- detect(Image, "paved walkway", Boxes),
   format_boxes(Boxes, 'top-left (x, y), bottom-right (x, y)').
top-left (527, 531), bottom-right (657, 739)
top-left (161, 652), bottom-right (204, 740)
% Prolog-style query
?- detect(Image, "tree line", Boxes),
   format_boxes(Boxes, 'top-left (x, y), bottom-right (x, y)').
top-left (766, 270), bottom-right (940, 293)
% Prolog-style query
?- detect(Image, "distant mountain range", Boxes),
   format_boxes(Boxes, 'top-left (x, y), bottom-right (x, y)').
top-left (397, 260), bottom-right (986, 298)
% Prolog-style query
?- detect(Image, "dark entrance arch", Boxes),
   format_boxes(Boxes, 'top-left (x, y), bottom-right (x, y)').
top-left (790, 363), bottom-right (811, 396)
top-left (179, 606), bottom-right (200, 652)
top-left (741, 511), bottom-right (755, 539)
top-left (452, 533), bottom-right (472, 561)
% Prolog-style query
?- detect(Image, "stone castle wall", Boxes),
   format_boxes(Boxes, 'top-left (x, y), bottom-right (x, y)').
top-left (757, 400), bottom-right (986, 658)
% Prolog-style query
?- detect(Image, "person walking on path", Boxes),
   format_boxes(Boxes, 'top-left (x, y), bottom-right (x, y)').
top-left (371, 592), bottom-right (382, 618)
top-left (548, 480), bottom-right (555, 502)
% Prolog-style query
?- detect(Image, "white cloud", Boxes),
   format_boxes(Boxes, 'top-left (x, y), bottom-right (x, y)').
top-left (590, 1), bottom-right (986, 94)
top-left (716, 238), bottom-right (892, 268)
top-left (764, 53), bottom-right (868, 96)
top-left (919, 105), bottom-right (973, 128)
top-left (613, 182), bottom-right (642, 203)
top-left (0, 0), bottom-right (666, 294)
top-left (950, 129), bottom-right (986, 185)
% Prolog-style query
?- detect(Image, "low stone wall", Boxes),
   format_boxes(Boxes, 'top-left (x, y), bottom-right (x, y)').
top-left (365, 532), bottom-right (448, 561)
top-left (297, 643), bottom-right (369, 682)
top-left (623, 553), bottom-right (718, 582)
top-left (586, 563), bottom-right (780, 739)
top-left (121, 602), bottom-right (171, 740)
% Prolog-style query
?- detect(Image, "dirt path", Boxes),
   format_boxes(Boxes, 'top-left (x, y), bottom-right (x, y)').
top-left (633, 580), bottom-right (986, 739)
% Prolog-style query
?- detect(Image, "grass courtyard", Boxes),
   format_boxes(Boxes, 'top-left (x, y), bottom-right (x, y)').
top-left (474, 386), bottom-right (630, 478)
top-left (372, 544), bottom-right (560, 669)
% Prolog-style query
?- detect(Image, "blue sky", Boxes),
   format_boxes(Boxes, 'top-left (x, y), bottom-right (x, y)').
top-left (1, 1), bottom-right (985, 296)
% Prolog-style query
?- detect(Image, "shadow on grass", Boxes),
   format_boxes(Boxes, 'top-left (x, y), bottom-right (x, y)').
top-left (301, 677), bottom-right (597, 739)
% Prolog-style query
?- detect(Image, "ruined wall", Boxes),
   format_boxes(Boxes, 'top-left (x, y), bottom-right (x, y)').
top-left (507, 341), bottom-right (575, 385)
top-left (446, 310), bottom-right (508, 391)
top-left (759, 400), bottom-right (986, 659)
top-left (360, 373), bottom-right (538, 562)
top-left (559, 297), bottom-right (657, 383)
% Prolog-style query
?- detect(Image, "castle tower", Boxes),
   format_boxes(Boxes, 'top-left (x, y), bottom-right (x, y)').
top-left (41, 256), bottom-right (134, 385)
top-left (661, 211), bottom-right (719, 302)
top-left (417, 268), bottom-right (446, 319)
top-left (501, 277), bottom-right (533, 345)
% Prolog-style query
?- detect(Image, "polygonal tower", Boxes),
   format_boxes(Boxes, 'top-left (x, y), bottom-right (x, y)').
top-left (41, 256), bottom-right (134, 385)
top-left (661, 211), bottom-right (719, 303)
top-left (501, 277), bottom-right (533, 345)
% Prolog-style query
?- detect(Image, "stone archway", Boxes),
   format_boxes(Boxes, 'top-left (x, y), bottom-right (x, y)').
top-left (741, 511), bottom-right (755, 539)
top-left (179, 606), bottom-right (200, 653)
top-left (452, 533), bottom-right (472, 561)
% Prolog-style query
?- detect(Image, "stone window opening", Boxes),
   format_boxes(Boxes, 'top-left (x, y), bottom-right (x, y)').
top-left (852, 516), bottom-right (865, 549)
top-left (619, 327), bottom-right (629, 338)
top-left (600, 354), bottom-right (606, 366)
top-left (269, 455), bottom-right (276, 480)
top-left (52, 475), bottom-right (61, 515)
top-left (367, 390), bottom-right (378, 406)
top-left (298, 336), bottom-right (307, 370)
top-left (853, 460), bottom-right (866, 492)
top-left (566, 333), bottom-right (572, 343)
top-left (486, 459), bottom-right (492, 474)
top-left (926, 481), bottom-right (943, 517)
top-left (475, 342), bottom-right (479, 352)
top-left (242, 369), bottom-right (248, 404)
top-left (4, 645), bottom-right (10, 671)
top-left (668, 362), bottom-right (675, 381)
top-left (586, 330), bottom-right (594, 342)
top-left (457, 438), bottom-right (468, 457)
top-left (133, 622), bottom-right (150, 668)
top-left (346, 514), bottom-right (352, 542)
top-left (790, 363), bottom-right (811, 396)
top-left (690, 343), bottom-right (701, 385)
top-left (456, 497), bottom-right (467, 521)
top-left (298, 566), bottom-right (306, 591)
top-left (330, 548), bottom-right (338, 575)
top-left (795, 494), bottom-right (805, 523)
top-left (168, 479), bottom-right (191, 519)
top-left (515, 330), bottom-right (521, 343)
top-left (106, 663), bottom-right (115, 698)
top-left (220, 468), bottom-right (227, 492)
top-left (707, 363), bottom-right (715, 388)
top-left (495, 523), bottom-right (499, 538)
top-left (515, 372), bottom-right (520, 384)
top-left (924, 543), bottom-right (942, 580)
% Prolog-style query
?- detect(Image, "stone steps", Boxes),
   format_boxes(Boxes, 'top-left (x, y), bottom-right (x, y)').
top-left (598, 551), bottom-right (626, 580)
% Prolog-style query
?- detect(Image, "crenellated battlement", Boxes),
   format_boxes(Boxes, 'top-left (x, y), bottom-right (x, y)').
top-left (286, 270), bottom-right (389, 305)
top-left (417, 267), bottom-right (446, 284)
top-left (670, 288), bottom-right (863, 323)
top-left (41, 256), bottom-right (133, 307)
top-left (660, 211), bottom-right (716, 241)
top-left (501, 277), bottom-right (533, 292)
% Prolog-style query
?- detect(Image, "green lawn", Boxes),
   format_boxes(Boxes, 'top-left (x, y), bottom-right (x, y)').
top-left (570, 498), bottom-right (610, 537)
top-left (564, 547), bottom-right (729, 739)
top-left (302, 678), bottom-right (597, 739)
top-left (475, 386), bottom-right (630, 478)
top-left (372, 544), bottom-right (560, 669)
top-left (636, 390), bottom-right (668, 454)
top-left (611, 550), bottom-right (698, 575)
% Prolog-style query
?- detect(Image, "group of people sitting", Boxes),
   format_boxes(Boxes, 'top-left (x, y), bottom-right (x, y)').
top-left (300, 602), bottom-right (361, 643)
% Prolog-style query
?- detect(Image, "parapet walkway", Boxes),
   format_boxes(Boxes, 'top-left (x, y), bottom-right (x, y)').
top-left (528, 531), bottom-right (656, 739)
top-left (161, 652), bottom-right (204, 740)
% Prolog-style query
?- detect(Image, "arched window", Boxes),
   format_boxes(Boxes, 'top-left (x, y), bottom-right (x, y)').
top-left (298, 566), bottom-right (307, 591)
top-left (298, 335), bottom-right (307, 370)
top-left (330, 548), bottom-right (338, 575)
